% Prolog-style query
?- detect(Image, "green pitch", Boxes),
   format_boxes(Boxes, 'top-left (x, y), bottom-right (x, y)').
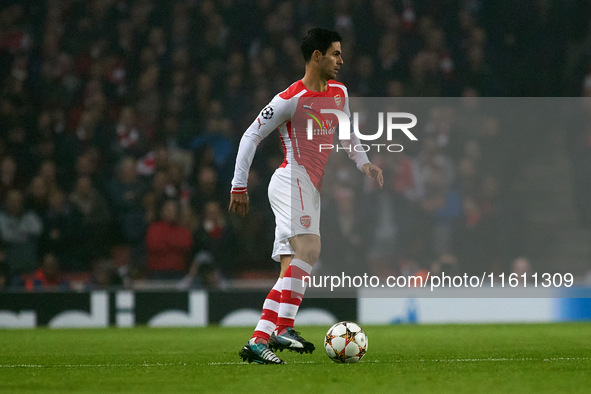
top-left (1, 323), bottom-right (590, 393)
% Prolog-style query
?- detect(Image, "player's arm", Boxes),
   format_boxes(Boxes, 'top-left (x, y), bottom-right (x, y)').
top-left (338, 90), bottom-right (384, 188)
top-left (339, 131), bottom-right (383, 188)
top-left (229, 96), bottom-right (290, 216)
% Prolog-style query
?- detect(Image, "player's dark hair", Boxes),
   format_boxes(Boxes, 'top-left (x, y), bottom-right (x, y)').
top-left (301, 28), bottom-right (342, 63)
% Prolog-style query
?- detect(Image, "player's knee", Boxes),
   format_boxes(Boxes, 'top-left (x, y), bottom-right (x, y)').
top-left (291, 234), bottom-right (321, 265)
top-left (303, 249), bottom-right (320, 265)
top-left (300, 240), bottom-right (321, 264)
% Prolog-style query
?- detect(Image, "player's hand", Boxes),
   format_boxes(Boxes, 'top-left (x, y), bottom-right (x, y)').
top-left (229, 192), bottom-right (249, 217)
top-left (362, 163), bottom-right (384, 188)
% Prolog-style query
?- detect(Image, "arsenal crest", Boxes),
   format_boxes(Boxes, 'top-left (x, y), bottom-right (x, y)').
top-left (334, 94), bottom-right (343, 109)
top-left (300, 215), bottom-right (311, 228)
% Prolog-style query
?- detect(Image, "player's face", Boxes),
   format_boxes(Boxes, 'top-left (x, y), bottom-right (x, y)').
top-left (319, 42), bottom-right (343, 80)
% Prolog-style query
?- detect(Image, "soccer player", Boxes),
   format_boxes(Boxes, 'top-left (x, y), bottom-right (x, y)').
top-left (230, 28), bottom-right (383, 364)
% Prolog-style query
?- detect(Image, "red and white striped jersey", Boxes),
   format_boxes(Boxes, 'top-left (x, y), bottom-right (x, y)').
top-left (231, 79), bottom-right (369, 194)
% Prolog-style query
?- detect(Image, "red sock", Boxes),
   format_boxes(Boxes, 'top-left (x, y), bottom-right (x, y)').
top-left (251, 278), bottom-right (282, 343)
top-left (276, 259), bottom-right (313, 334)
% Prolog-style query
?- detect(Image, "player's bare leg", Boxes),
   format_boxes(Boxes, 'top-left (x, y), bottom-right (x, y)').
top-left (269, 234), bottom-right (319, 354)
top-left (289, 234), bottom-right (321, 268)
top-left (279, 254), bottom-right (292, 278)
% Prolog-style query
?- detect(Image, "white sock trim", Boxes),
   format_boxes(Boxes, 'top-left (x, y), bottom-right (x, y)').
top-left (291, 259), bottom-right (313, 274)
top-left (272, 277), bottom-right (283, 291)
top-left (254, 319), bottom-right (276, 335)
top-left (262, 299), bottom-right (280, 312)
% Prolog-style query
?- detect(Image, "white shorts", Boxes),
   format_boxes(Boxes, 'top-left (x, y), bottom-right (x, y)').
top-left (268, 166), bottom-right (321, 262)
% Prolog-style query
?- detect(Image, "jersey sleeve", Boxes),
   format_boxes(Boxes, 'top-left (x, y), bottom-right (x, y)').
top-left (338, 86), bottom-right (371, 171)
top-left (231, 94), bottom-right (291, 193)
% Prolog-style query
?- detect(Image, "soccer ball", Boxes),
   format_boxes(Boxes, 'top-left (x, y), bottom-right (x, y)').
top-left (324, 321), bottom-right (368, 363)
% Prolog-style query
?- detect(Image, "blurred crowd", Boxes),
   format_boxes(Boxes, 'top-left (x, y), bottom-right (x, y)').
top-left (0, 0), bottom-right (590, 291)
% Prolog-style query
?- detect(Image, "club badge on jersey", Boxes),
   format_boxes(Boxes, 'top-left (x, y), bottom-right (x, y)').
top-left (334, 94), bottom-right (343, 109)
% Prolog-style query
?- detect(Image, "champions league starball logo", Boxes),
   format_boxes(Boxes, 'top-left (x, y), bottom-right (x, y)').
top-left (305, 109), bottom-right (418, 153)
top-left (261, 106), bottom-right (274, 119)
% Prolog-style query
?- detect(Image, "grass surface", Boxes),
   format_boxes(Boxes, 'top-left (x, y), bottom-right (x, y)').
top-left (1, 323), bottom-right (591, 393)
